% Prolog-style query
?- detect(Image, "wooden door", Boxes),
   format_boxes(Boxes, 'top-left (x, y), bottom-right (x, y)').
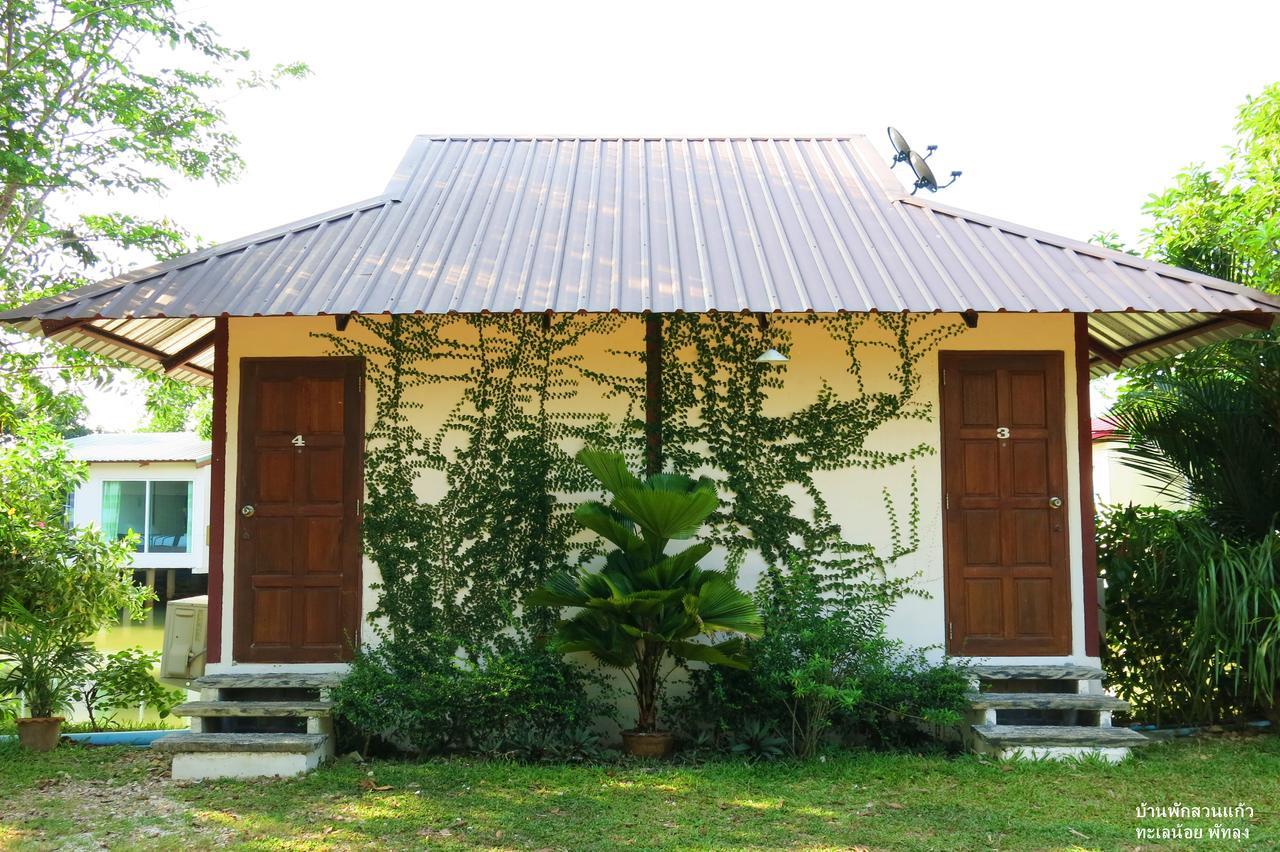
top-left (940, 352), bottom-right (1071, 656)
top-left (233, 358), bottom-right (364, 663)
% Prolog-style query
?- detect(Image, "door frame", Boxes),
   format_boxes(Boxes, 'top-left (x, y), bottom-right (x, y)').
top-left (231, 356), bottom-right (366, 663)
top-left (938, 349), bottom-right (1072, 657)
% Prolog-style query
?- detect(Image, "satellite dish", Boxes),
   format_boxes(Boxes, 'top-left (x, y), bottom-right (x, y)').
top-left (908, 150), bottom-right (962, 195)
top-left (887, 127), bottom-right (911, 167)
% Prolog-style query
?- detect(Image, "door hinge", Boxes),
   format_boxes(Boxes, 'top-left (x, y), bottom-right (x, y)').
top-left (941, 369), bottom-right (947, 386)
top-left (945, 492), bottom-right (951, 510)
top-left (948, 622), bottom-right (953, 641)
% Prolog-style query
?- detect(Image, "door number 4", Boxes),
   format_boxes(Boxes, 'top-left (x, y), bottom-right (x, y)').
top-left (291, 434), bottom-right (306, 447)
top-left (995, 427), bottom-right (1010, 439)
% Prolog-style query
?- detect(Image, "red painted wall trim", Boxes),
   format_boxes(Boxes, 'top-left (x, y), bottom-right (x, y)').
top-left (206, 316), bottom-right (229, 665)
top-left (1074, 314), bottom-right (1101, 657)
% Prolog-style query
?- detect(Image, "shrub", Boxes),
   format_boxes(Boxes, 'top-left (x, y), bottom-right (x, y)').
top-left (674, 554), bottom-right (968, 756)
top-left (332, 632), bottom-right (616, 757)
top-left (76, 648), bottom-right (184, 731)
top-left (1098, 504), bottom-right (1280, 725)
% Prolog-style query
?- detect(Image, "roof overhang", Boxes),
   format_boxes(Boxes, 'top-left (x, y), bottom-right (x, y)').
top-left (4, 136), bottom-right (1278, 383)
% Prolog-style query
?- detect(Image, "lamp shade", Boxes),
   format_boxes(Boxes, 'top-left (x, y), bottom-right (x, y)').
top-left (755, 348), bottom-right (789, 364)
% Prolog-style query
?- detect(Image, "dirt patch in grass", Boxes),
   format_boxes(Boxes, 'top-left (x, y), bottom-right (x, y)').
top-left (0, 748), bottom-right (234, 850)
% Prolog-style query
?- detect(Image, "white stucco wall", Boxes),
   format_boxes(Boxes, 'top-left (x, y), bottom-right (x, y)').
top-left (72, 460), bottom-right (210, 573)
top-left (213, 312), bottom-right (1092, 670)
top-left (1093, 439), bottom-right (1186, 509)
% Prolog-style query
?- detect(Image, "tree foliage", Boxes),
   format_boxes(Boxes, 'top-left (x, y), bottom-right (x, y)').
top-left (0, 0), bottom-right (305, 435)
top-left (1141, 83), bottom-right (1280, 293)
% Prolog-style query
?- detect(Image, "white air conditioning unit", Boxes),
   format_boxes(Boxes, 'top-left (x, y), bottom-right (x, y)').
top-left (160, 594), bottom-right (208, 685)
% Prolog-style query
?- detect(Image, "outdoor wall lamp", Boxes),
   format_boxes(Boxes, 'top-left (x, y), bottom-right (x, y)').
top-left (754, 312), bottom-right (789, 364)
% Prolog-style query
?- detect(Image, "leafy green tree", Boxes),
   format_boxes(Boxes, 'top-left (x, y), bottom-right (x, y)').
top-left (1141, 83), bottom-right (1280, 293)
top-left (141, 372), bottom-right (211, 437)
top-left (528, 449), bottom-right (762, 734)
top-left (0, 419), bottom-right (146, 631)
top-left (0, 0), bottom-right (306, 432)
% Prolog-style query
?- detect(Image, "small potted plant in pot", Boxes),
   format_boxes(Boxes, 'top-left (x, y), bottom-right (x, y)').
top-left (528, 449), bottom-right (762, 758)
top-left (0, 600), bottom-right (95, 751)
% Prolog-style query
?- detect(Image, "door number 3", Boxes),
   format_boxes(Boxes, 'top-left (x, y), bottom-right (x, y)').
top-left (291, 434), bottom-right (306, 447)
top-left (995, 427), bottom-right (1010, 439)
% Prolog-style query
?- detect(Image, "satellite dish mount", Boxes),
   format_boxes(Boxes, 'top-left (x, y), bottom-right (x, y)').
top-left (886, 127), bottom-right (962, 195)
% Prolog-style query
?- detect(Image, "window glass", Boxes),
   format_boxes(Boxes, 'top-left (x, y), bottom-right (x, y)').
top-left (102, 481), bottom-right (146, 552)
top-left (148, 481), bottom-right (192, 553)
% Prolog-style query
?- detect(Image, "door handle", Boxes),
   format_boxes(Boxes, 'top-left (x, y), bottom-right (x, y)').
top-left (241, 505), bottom-right (255, 517)
top-left (1048, 497), bottom-right (1063, 509)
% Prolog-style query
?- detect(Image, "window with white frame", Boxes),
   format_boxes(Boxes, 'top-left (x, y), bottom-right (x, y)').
top-left (101, 480), bottom-right (193, 553)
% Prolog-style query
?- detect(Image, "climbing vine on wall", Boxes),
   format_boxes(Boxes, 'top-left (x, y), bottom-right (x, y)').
top-left (657, 312), bottom-right (962, 588)
top-left (323, 311), bottom-right (962, 653)
top-left (323, 314), bottom-right (640, 655)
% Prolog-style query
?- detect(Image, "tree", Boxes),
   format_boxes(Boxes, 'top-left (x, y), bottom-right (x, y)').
top-left (1141, 83), bottom-right (1280, 293)
top-left (0, 0), bottom-right (306, 432)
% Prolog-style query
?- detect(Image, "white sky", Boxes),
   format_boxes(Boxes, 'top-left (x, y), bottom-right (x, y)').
top-left (84, 0), bottom-right (1280, 429)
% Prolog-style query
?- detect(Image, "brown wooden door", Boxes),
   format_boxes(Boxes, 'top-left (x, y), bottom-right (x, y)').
top-left (940, 352), bottom-right (1071, 656)
top-left (233, 358), bottom-right (364, 663)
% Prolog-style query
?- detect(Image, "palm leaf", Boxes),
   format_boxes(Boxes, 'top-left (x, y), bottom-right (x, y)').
top-left (610, 487), bottom-right (718, 541)
top-left (577, 448), bottom-right (641, 494)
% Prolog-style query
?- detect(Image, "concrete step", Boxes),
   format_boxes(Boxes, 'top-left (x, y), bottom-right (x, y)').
top-left (967, 665), bottom-right (1106, 682)
top-left (175, 700), bottom-right (332, 718)
top-left (190, 672), bottom-right (345, 690)
top-left (971, 724), bottom-right (1149, 748)
top-left (966, 692), bottom-right (1128, 712)
top-left (152, 732), bottom-right (331, 780)
top-left (153, 732), bottom-right (328, 754)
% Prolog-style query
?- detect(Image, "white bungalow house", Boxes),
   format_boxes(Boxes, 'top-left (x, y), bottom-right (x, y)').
top-left (7, 135), bottom-right (1279, 777)
top-left (65, 432), bottom-right (211, 600)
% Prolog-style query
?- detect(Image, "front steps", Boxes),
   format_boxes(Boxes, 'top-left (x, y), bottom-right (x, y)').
top-left (963, 664), bottom-right (1150, 762)
top-left (152, 672), bottom-right (342, 780)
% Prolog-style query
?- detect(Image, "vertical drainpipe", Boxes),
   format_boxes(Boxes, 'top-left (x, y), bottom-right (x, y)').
top-left (645, 313), bottom-right (663, 476)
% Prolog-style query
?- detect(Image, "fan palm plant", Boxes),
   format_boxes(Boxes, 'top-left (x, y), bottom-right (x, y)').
top-left (527, 449), bottom-right (762, 738)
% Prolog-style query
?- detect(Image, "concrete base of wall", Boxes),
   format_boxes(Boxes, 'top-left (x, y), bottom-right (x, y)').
top-left (171, 748), bottom-right (324, 781)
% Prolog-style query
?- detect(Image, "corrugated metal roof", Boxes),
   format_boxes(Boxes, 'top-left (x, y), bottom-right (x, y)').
top-left (4, 135), bottom-right (1278, 380)
top-left (66, 432), bottom-right (211, 463)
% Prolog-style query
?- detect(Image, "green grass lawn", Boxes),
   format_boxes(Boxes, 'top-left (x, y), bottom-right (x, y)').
top-left (0, 735), bottom-right (1275, 850)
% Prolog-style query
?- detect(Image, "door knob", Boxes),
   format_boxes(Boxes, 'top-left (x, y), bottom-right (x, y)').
top-left (1048, 497), bottom-right (1063, 509)
top-left (241, 505), bottom-right (255, 517)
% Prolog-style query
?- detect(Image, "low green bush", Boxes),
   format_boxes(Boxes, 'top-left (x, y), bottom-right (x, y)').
top-left (75, 648), bottom-right (184, 731)
top-left (1099, 504), bottom-right (1280, 726)
top-left (673, 555), bottom-right (969, 757)
top-left (332, 633), bottom-right (616, 757)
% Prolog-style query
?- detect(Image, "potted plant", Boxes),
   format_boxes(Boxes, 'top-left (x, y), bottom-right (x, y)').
top-left (528, 449), bottom-right (762, 757)
top-left (0, 600), bottom-right (95, 751)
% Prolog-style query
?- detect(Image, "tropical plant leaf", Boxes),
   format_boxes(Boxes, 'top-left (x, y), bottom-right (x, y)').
top-left (693, 579), bottom-right (765, 636)
top-left (574, 502), bottom-right (640, 550)
top-left (610, 487), bottom-right (718, 541)
top-left (577, 448), bottom-right (641, 495)
top-left (669, 638), bottom-right (750, 669)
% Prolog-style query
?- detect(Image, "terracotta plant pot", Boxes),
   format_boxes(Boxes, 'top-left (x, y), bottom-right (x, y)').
top-left (621, 730), bottom-right (674, 758)
top-left (16, 717), bottom-right (63, 752)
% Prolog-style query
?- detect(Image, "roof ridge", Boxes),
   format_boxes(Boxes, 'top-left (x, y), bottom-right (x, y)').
top-left (409, 134), bottom-right (874, 142)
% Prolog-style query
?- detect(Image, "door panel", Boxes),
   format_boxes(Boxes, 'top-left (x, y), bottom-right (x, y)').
top-left (233, 358), bottom-right (364, 663)
top-left (941, 352), bottom-right (1071, 656)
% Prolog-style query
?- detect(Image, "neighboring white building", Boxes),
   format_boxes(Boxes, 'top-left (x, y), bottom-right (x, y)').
top-left (1090, 418), bottom-right (1187, 509)
top-left (66, 433), bottom-right (212, 590)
